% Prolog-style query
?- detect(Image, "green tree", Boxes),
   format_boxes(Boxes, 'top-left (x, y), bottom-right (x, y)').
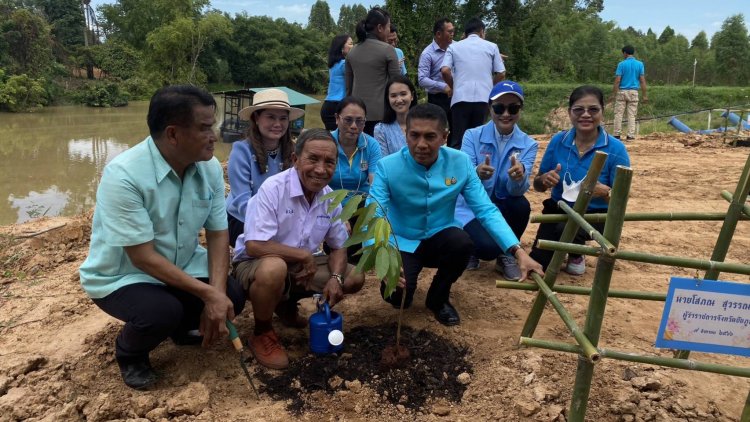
top-left (34, 0), bottom-right (85, 49)
top-left (308, 0), bottom-right (335, 34)
top-left (1, 8), bottom-right (55, 77)
top-left (0, 69), bottom-right (47, 111)
top-left (92, 39), bottom-right (142, 79)
top-left (657, 25), bottom-right (675, 44)
top-left (690, 31), bottom-right (709, 50)
top-left (98, 0), bottom-right (209, 50)
top-left (712, 14), bottom-right (750, 85)
top-left (337, 3), bottom-right (366, 36)
top-left (146, 12), bottom-right (232, 84)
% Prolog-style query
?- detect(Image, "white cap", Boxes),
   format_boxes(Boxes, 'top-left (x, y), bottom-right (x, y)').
top-left (328, 329), bottom-right (344, 346)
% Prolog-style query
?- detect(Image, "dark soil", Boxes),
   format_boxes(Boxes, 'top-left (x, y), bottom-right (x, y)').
top-left (256, 323), bottom-right (473, 415)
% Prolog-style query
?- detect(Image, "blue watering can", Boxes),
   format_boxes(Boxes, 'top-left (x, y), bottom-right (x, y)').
top-left (309, 295), bottom-right (344, 354)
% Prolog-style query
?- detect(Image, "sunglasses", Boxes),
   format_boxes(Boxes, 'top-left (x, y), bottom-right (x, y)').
top-left (491, 103), bottom-right (522, 116)
top-left (570, 106), bottom-right (602, 117)
top-left (341, 117), bottom-right (366, 128)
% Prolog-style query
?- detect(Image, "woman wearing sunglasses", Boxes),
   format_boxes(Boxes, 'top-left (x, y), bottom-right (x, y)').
top-left (455, 81), bottom-right (538, 280)
top-left (529, 85), bottom-right (631, 275)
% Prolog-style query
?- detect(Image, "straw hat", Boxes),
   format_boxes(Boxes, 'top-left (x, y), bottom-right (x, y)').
top-left (238, 88), bottom-right (305, 121)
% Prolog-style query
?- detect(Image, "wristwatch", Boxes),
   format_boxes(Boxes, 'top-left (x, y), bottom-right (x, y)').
top-left (507, 244), bottom-right (522, 257)
top-left (329, 273), bottom-right (344, 287)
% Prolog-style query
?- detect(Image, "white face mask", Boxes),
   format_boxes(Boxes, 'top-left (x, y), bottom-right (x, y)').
top-left (562, 172), bottom-right (584, 202)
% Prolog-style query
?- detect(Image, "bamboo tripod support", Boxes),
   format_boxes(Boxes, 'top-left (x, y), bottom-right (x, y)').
top-left (501, 151), bottom-right (750, 421)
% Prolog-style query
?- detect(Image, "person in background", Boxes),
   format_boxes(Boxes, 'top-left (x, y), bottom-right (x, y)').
top-left (456, 81), bottom-right (538, 280)
top-left (345, 6), bottom-right (401, 136)
top-left (225, 89), bottom-right (303, 247)
top-left (328, 96), bottom-right (382, 261)
top-left (79, 85), bottom-right (245, 389)
top-left (530, 85), bottom-right (630, 275)
top-left (612, 45), bottom-right (648, 140)
top-left (368, 104), bottom-right (543, 326)
top-left (374, 75), bottom-right (418, 156)
top-left (440, 17), bottom-right (505, 150)
top-left (418, 18), bottom-right (454, 132)
top-left (388, 23), bottom-right (407, 75)
top-left (232, 129), bottom-right (365, 370)
top-left (320, 34), bottom-right (353, 131)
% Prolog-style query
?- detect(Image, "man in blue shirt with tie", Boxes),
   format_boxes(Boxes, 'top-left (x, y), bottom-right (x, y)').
top-left (368, 104), bottom-right (543, 326)
top-left (612, 45), bottom-right (648, 140)
top-left (418, 18), bottom-right (455, 135)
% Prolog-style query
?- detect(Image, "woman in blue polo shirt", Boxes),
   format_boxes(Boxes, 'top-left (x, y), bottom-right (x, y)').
top-left (329, 96), bottom-right (382, 262)
top-left (529, 85), bottom-right (630, 275)
top-left (321, 34), bottom-right (353, 131)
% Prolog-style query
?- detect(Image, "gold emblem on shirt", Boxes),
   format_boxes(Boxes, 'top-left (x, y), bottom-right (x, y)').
top-left (445, 176), bottom-right (457, 186)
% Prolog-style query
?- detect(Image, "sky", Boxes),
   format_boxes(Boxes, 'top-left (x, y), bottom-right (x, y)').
top-left (89, 0), bottom-right (748, 42)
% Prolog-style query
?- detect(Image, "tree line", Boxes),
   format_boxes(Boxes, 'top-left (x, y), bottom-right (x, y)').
top-left (1, 0), bottom-right (749, 112)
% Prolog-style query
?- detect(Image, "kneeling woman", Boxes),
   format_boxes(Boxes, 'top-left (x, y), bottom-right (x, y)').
top-left (529, 85), bottom-right (630, 275)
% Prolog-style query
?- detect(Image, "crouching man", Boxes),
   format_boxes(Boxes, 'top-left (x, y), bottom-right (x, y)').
top-left (79, 85), bottom-right (245, 390)
top-left (232, 128), bottom-right (365, 370)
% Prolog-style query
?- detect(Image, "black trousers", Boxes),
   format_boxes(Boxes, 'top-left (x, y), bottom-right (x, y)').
top-left (450, 101), bottom-right (488, 150)
top-left (399, 227), bottom-right (473, 308)
top-left (320, 100), bottom-right (339, 131)
top-left (463, 195), bottom-right (531, 261)
top-left (227, 212), bottom-right (244, 248)
top-left (428, 92), bottom-right (453, 133)
top-left (93, 277), bottom-right (246, 361)
top-left (529, 198), bottom-right (606, 271)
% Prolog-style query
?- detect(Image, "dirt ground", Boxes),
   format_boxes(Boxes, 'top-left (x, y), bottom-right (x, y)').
top-left (1, 132), bottom-right (749, 422)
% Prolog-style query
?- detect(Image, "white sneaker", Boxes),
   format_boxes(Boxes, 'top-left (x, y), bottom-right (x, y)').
top-left (564, 255), bottom-right (585, 276)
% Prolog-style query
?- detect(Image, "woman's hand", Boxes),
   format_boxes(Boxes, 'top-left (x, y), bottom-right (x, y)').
top-left (535, 163), bottom-right (561, 191)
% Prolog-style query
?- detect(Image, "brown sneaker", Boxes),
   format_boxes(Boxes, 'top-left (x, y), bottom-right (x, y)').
top-left (248, 330), bottom-right (289, 370)
top-left (275, 301), bottom-right (307, 329)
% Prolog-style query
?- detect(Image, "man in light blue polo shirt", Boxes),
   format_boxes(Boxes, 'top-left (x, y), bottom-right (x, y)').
top-left (612, 45), bottom-right (648, 140)
top-left (440, 17), bottom-right (505, 150)
top-left (79, 86), bottom-right (245, 390)
top-left (419, 18), bottom-right (455, 134)
top-left (368, 104), bottom-right (543, 326)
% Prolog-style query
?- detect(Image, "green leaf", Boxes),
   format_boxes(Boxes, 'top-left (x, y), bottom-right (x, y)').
top-left (337, 194), bottom-right (362, 222)
top-left (375, 247), bottom-right (389, 280)
top-left (323, 189), bottom-right (349, 213)
top-left (352, 202), bottom-right (377, 234)
top-left (354, 246), bottom-right (373, 274)
top-left (342, 229), bottom-right (370, 248)
top-left (373, 219), bottom-right (385, 245)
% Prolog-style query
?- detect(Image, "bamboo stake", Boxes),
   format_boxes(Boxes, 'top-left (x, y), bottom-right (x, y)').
top-left (529, 273), bottom-right (600, 362)
top-left (720, 190), bottom-right (750, 217)
top-left (531, 211), bottom-right (750, 224)
top-left (521, 152), bottom-right (609, 338)
top-left (570, 165), bottom-right (633, 422)
top-left (495, 280), bottom-right (666, 301)
top-left (519, 337), bottom-right (750, 378)
top-left (558, 201), bottom-right (615, 254)
top-left (677, 153), bottom-right (750, 361)
top-left (536, 240), bottom-right (750, 275)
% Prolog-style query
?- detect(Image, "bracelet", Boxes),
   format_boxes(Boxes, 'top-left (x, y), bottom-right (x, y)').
top-left (507, 244), bottom-right (522, 257)
top-left (329, 273), bottom-right (344, 287)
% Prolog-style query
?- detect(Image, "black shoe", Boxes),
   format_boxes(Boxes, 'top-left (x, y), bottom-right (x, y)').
top-left (117, 357), bottom-right (158, 390)
top-left (613, 135), bottom-right (621, 140)
top-left (380, 281), bottom-right (413, 309)
top-left (429, 302), bottom-right (460, 326)
top-left (626, 136), bottom-right (635, 141)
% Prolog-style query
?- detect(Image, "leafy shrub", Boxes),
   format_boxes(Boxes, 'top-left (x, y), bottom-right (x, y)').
top-left (73, 80), bottom-right (129, 107)
top-left (0, 69), bottom-right (48, 112)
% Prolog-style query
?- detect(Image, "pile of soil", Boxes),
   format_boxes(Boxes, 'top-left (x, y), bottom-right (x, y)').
top-left (1, 133), bottom-right (749, 421)
top-left (257, 324), bottom-right (472, 415)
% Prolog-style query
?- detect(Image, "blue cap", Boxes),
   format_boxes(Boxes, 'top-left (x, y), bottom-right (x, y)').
top-left (489, 81), bottom-right (524, 102)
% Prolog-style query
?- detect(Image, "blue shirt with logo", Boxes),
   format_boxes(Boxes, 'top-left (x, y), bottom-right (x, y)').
top-left (616, 56), bottom-right (645, 90)
top-left (329, 129), bottom-right (382, 201)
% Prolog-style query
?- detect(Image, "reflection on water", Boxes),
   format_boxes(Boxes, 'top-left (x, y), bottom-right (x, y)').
top-left (0, 101), bottom-right (232, 225)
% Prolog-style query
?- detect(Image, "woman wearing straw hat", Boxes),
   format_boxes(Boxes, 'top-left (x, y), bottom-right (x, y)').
top-left (226, 88), bottom-right (305, 247)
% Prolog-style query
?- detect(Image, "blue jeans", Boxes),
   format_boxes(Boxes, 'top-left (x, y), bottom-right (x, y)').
top-left (463, 195), bottom-right (531, 261)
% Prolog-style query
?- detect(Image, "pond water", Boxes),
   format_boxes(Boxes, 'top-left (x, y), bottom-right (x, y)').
top-left (0, 101), bottom-right (233, 225)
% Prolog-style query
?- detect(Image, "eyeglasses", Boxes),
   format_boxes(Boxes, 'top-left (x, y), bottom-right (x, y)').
top-left (341, 117), bottom-right (366, 127)
top-left (570, 106), bottom-right (602, 117)
top-left (491, 103), bottom-right (522, 116)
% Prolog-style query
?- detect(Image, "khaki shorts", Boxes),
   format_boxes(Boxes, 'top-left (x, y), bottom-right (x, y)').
top-left (232, 255), bottom-right (354, 300)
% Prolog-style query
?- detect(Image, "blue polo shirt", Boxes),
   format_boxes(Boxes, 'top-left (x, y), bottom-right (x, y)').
top-left (368, 146), bottom-right (518, 253)
top-left (539, 128), bottom-right (630, 210)
top-left (79, 137), bottom-right (228, 299)
top-left (616, 56), bottom-right (645, 90)
top-left (325, 59), bottom-right (346, 101)
top-left (329, 129), bottom-right (382, 200)
top-left (455, 121), bottom-right (539, 225)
